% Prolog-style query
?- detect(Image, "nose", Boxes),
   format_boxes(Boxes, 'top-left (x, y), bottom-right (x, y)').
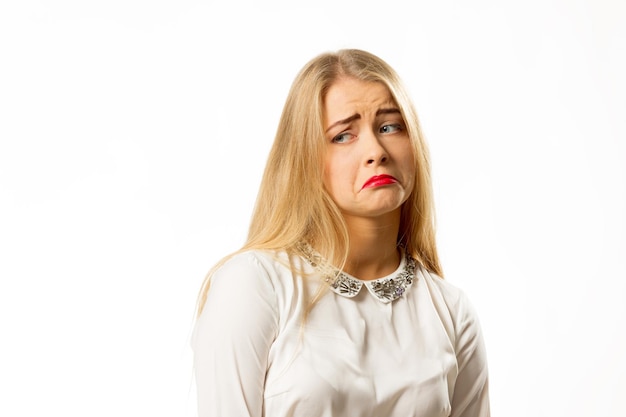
top-left (367, 154), bottom-right (388, 165)
top-left (364, 131), bottom-right (389, 166)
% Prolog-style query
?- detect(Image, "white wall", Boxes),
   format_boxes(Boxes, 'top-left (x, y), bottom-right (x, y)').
top-left (1, 1), bottom-right (624, 416)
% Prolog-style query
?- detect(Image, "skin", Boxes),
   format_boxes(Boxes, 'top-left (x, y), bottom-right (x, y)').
top-left (323, 77), bottom-right (416, 280)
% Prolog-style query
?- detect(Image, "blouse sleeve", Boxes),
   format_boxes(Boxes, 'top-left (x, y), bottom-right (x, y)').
top-left (192, 253), bottom-right (278, 417)
top-left (450, 292), bottom-right (490, 417)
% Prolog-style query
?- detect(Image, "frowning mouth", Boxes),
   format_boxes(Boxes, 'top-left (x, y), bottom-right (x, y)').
top-left (361, 174), bottom-right (399, 190)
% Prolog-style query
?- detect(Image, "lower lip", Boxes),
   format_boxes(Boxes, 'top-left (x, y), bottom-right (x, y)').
top-left (362, 177), bottom-right (398, 189)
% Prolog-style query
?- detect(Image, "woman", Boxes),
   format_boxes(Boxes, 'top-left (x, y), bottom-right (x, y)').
top-left (193, 49), bottom-right (490, 417)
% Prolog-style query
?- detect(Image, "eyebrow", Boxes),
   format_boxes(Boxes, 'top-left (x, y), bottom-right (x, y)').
top-left (376, 108), bottom-right (401, 116)
top-left (325, 108), bottom-right (401, 133)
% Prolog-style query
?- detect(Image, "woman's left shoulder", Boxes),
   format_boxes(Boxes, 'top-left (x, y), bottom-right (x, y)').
top-left (416, 266), bottom-right (482, 326)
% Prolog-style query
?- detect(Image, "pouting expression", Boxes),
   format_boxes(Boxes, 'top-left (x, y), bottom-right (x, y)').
top-left (322, 77), bottom-right (416, 220)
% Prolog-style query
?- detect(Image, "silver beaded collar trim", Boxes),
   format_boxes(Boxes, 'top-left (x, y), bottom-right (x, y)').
top-left (298, 243), bottom-right (417, 303)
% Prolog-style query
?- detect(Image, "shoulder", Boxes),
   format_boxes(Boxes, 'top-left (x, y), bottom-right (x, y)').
top-left (417, 267), bottom-right (483, 343)
top-left (198, 250), bottom-right (286, 333)
top-left (214, 250), bottom-right (275, 276)
top-left (202, 249), bottom-right (307, 333)
top-left (209, 249), bottom-right (295, 294)
top-left (419, 267), bottom-right (468, 309)
top-left (193, 251), bottom-right (284, 363)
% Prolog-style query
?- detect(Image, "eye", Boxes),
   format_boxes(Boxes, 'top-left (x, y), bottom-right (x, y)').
top-left (331, 132), bottom-right (355, 143)
top-left (379, 123), bottom-right (403, 134)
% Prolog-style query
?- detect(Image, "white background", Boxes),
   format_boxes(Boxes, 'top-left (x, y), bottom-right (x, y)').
top-left (1, 0), bottom-right (625, 416)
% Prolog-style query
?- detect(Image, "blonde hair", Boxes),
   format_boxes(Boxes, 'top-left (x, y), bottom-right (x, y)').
top-left (197, 49), bottom-right (441, 315)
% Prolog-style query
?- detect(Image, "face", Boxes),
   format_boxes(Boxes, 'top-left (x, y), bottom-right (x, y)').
top-left (322, 77), bottom-right (415, 219)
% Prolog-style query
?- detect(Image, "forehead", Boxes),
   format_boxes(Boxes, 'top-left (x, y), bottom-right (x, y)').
top-left (323, 78), bottom-right (396, 119)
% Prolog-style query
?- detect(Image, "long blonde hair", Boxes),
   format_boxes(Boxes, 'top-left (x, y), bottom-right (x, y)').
top-left (197, 49), bottom-right (441, 314)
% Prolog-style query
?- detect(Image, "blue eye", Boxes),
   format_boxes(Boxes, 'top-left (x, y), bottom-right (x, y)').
top-left (380, 123), bottom-right (402, 134)
top-left (332, 132), bottom-right (354, 143)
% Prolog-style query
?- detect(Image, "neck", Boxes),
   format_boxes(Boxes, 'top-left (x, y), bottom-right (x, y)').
top-left (342, 210), bottom-right (401, 280)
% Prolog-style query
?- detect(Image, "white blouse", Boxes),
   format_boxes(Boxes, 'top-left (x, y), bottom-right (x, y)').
top-left (192, 250), bottom-right (490, 417)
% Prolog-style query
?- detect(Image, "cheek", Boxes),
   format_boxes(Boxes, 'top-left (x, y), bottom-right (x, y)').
top-left (404, 157), bottom-right (416, 178)
top-left (323, 152), bottom-right (345, 190)
top-left (397, 147), bottom-right (417, 187)
top-left (322, 156), bottom-right (337, 193)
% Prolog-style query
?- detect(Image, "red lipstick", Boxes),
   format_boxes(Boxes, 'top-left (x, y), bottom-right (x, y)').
top-left (361, 174), bottom-right (398, 190)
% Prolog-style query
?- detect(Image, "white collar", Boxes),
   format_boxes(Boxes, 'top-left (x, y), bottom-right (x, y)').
top-left (299, 244), bottom-right (417, 303)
